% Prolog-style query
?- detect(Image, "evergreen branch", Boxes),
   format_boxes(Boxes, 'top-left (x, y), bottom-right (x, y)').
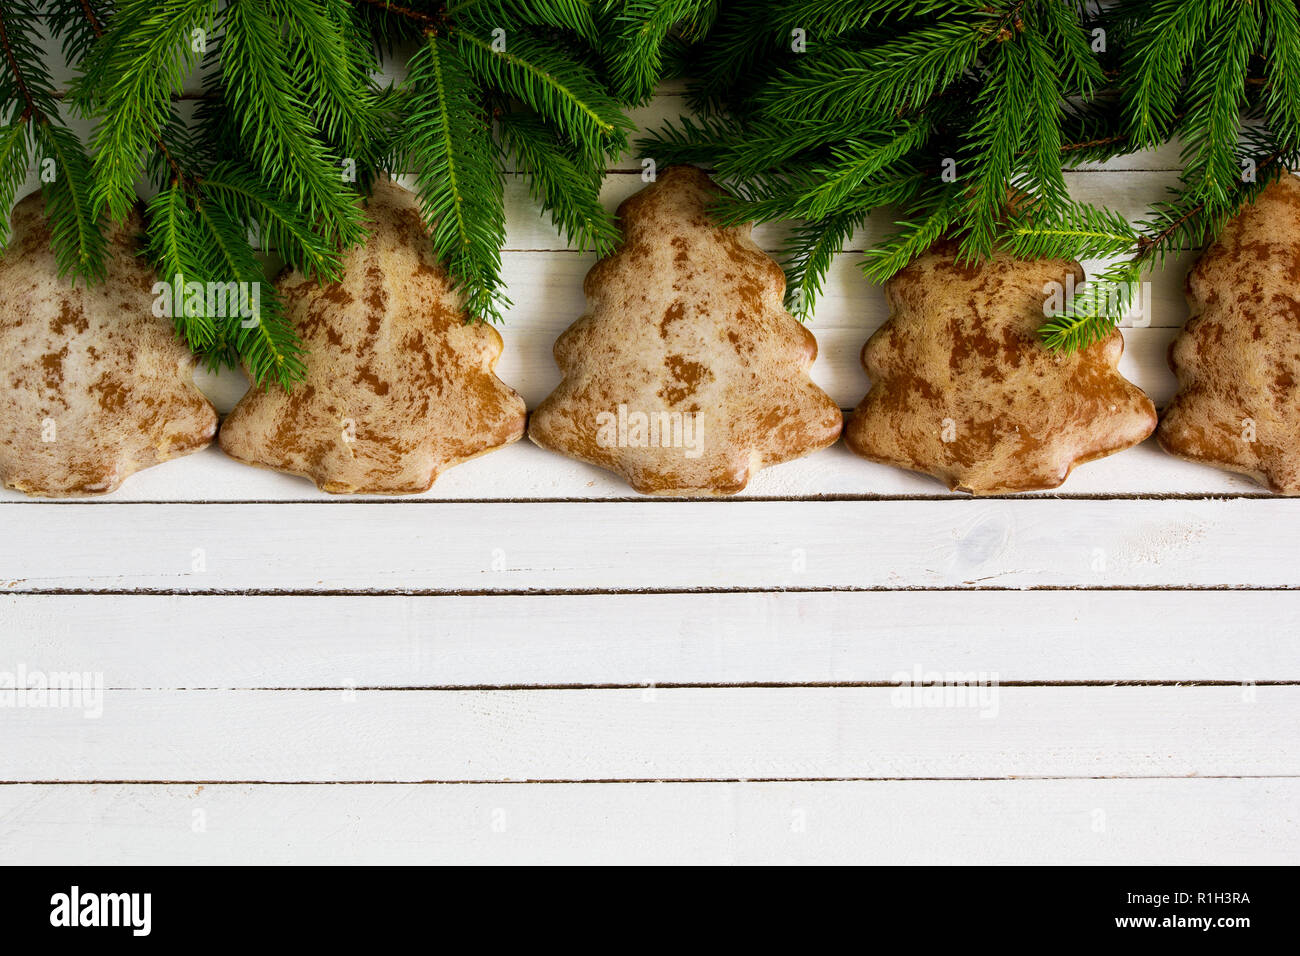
top-left (1005, 202), bottom-right (1139, 260)
top-left (1030, 0), bottom-right (1104, 97)
top-left (606, 0), bottom-right (716, 103)
top-left (144, 185), bottom-right (220, 348)
top-left (686, 0), bottom-right (784, 112)
top-left (711, 164), bottom-right (922, 226)
top-left (779, 209), bottom-right (861, 319)
top-left (752, 17), bottom-right (989, 120)
top-left (193, 194), bottom-right (305, 387)
top-left (498, 110), bottom-right (619, 255)
top-left (1037, 154), bottom-right (1291, 353)
top-left (351, 0), bottom-right (441, 30)
top-left (1178, 0), bottom-right (1258, 212)
top-left (400, 33), bottom-right (507, 321)
top-left (488, 0), bottom-right (599, 41)
top-left (199, 160), bottom-right (342, 277)
top-left (1017, 24), bottom-right (1069, 214)
top-left (0, 120), bottom-right (31, 247)
top-left (0, 0), bottom-right (56, 121)
top-left (800, 121), bottom-right (928, 220)
top-left (717, 116), bottom-right (905, 180)
top-left (271, 0), bottom-right (377, 156)
top-left (80, 0), bottom-right (216, 222)
top-left (636, 114), bottom-right (738, 167)
top-left (43, 0), bottom-right (115, 65)
top-left (0, 0), bottom-right (106, 277)
top-left (957, 35), bottom-right (1031, 259)
top-left (794, 0), bottom-right (985, 35)
top-left (862, 189), bottom-right (960, 283)
top-left (1037, 259), bottom-right (1141, 353)
top-left (1122, 0), bottom-right (1210, 147)
top-left (1260, 0), bottom-right (1300, 153)
top-left (455, 25), bottom-right (630, 163)
top-left (63, 0), bottom-right (191, 186)
top-left (35, 120), bottom-right (108, 282)
top-left (1057, 98), bottom-right (1142, 166)
top-left (220, 0), bottom-right (365, 247)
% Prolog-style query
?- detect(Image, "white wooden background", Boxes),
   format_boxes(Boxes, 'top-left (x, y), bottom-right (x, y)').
top-left (1, 40), bottom-right (1298, 862)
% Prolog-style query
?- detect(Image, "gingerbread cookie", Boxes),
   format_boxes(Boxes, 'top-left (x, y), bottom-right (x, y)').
top-left (1158, 174), bottom-right (1300, 492)
top-left (218, 176), bottom-right (526, 494)
top-left (844, 242), bottom-right (1156, 493)
top-left (527, 165), bottom-right (842, 495)
top-left (0, 191), bottom-right (217, 496)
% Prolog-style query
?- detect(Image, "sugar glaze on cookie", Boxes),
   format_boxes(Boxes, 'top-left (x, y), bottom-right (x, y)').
top-left (844, 242), bottom-right (1156, 494)
top-left (528, 165), bottom-right (842, 495)
top-left (0, 191), bottom-right (217, 497)
top-left (1158, 174), bottom-right (1300, 493)
top-left (218, 177), bottom-right (526, 494)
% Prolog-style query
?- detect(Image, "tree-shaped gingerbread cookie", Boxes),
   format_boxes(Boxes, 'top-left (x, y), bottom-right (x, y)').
top-left (0, 191), bottom-right (218, 496)
top-left (528, 165), bottom-right (842, 495)
top-left (219, 177), bottom-right (526, 493)
top-left (1158, 174), bottom-right (1300, 492)
top-left (844, 242), bottom-right (1156, 493)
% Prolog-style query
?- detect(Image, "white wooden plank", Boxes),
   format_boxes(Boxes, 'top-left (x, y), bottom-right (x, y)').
top-left (2, 591), bottom-right (1294, 686)
top-left (0, 778), bottom-right (1291, 864)
top-left (0, 686), bottom-right (1292, 780)
top-left (0, 499), bottom-right (1294, 591)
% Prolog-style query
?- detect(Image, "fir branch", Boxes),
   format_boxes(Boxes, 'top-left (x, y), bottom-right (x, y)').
top-left (272, 0), bottom-right (378, 157)
top-left (0, 0), bottom-right (106, 278)
top-left (1035, 154), bottom-right (1291, 352)
top-left (752, 17), bottom-right (989, 121)
top-left (1017, 24), bottom-right (1068, 214)
top-left (1121, 0), bottom-right (1210, 147)
top-left (686, 0), bottom-right (784, 113)
top-left (1260, 0), bottom-right (1300, 153)
top-left (35, 120), bottom-right (108, 282)
top-left (43, 0), bottom-right (115, 65)
top-left (861, 188), bottom-right (960, 284)
top-left (0, 119), bottom-right (31, 247)
top-left (1030, 0), bottom-right (1104, 98)
top-left (144, 185), bottom-right (220, 349)
top-left (1178, 0), bottom-right (1258, 212)
top-left (400, 33), bottom-right (507, 321)
top-left (220, 0), bottom-right (365, 247)
top-left (498, 110), bottom-right (619, 255)
top-left (455, 23), bottom-right (631, 164)
top-left (636, 114), bottom-right (738, 167)
top-left (1005, 201), bottom-right (1139, 260)
top-left (199, 160), bottom-right (341, 277)
top-left (492, 0), bottom-right (600, 41)
top-left (780, 209), bottom-right (861, 318)
top-left (712, 163), bottom-right (921, 225)
top-left (800, 121), bottom-right (928, 219)
top-left (606, 0), bottom-right (716, 103)
top-left (352, 0), bottom-right (441, 31)
top-left (1037, 259), bottom-right (1141, 353)
top-left (957, 35), bottom-right (1031, 259)
top-left (79, 0), bottom-right (216, 222)
top-left (193, 193), bottom-right (305, 386)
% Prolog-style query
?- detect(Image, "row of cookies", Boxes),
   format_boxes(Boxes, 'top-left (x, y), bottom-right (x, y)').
top-left (1, 167), bottom-right (1297, 497)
